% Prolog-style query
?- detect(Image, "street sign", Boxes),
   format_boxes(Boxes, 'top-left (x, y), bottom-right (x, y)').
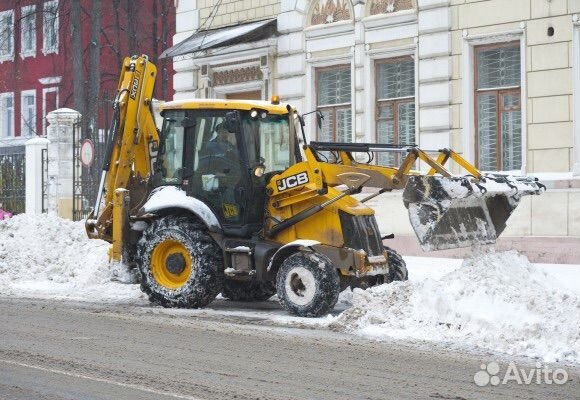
top-left (80, 139), bottom-right (95, 167)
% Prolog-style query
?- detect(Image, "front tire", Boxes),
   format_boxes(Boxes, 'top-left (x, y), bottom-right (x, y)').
top-left (276, 252), bottom-right (340, 317)
top-left (136, 216), bottom-right (223, 308)
top-left (385, 246), bottom-right (408, 282)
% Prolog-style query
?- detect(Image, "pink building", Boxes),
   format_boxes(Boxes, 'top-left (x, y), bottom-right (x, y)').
top-left (0, 0), bottom-right (175, 143)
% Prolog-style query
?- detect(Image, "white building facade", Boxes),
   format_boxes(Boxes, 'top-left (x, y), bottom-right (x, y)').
top-left (170, 0), bottom-right (580, 263)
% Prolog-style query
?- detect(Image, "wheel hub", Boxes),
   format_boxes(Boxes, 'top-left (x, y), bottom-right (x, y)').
top-left (290, 273), bottom-right (307, 297)
top-left (166, 253), bottom-right (186, 275)
top-left (150, 239), bottom-right (193, 289)
top-left (284, 266), bottom-right (317, 306)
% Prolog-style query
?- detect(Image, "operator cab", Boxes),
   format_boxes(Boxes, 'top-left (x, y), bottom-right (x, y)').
top-left (155, 99), bottom-right (298, 237)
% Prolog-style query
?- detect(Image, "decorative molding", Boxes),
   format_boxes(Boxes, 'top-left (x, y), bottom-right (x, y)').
top-left (304, 20), bottom-right (354, 39)
top-left (212, 58), bottom-right (260, 71)
top-left (362, 9), bottom-right (416, 29)
top-left (310, 0), bottom-right (352, 26)
top-left (38, 77), bottom-right (62, 85)
top-left (213, 65), bottom-right (263, 86)
top-left (370, 0), bottom-right (413, 16)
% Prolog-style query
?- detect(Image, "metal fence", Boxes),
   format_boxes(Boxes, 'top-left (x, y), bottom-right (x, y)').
top-left (0, 146), bottom-right (26, 214)
top-left (72, 97), bottom-right (113, 221)
top-left (41, 147), bottom-right (48, 213)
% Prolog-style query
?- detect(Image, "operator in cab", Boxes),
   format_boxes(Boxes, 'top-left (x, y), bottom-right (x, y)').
top-left (205, 122), bottom-right (237, 156)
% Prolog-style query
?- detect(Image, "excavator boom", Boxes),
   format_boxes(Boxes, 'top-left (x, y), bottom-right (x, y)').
top-left (86, 55), bottom-right (159, 255)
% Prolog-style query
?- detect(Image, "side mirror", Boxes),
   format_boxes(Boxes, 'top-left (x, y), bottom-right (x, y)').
top-left (225, 111), bottom-right (240, 133)
top-left (297, 114), bottom-right (305, 128)
top-left (316, 111), bottom-right (323, 130)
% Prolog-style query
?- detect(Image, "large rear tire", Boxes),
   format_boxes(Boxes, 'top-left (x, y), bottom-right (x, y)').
top-left (136, 216), bottom-right (223, 308)
top-left (276, 252), bottom-right (340, 317)
top-left (221, 280), bottom-right (276, 302)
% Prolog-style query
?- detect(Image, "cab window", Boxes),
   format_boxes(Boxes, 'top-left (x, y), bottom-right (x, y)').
top-left (242, 113), bottom-right (291, 174)
top-left (158, 111), bottom-right (185, 184)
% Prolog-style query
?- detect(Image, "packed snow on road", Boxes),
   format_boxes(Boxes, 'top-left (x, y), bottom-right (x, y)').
top-left (0, 214), bottom-right (579, 363)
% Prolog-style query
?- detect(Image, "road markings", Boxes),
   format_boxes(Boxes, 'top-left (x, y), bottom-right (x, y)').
top-left (0, 358), bottom-right (203, 400)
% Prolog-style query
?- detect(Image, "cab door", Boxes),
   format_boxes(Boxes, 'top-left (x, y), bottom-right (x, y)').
top-left (184, 110), bottom-right (251, 233)
top-left (240, 112), bottom-right (293, 227)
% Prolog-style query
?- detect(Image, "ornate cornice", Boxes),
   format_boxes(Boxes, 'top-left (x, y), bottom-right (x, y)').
top-left (213, 65), bottom-right (263, 86)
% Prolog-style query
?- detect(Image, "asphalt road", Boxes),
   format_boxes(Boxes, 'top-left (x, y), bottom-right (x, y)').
top-left (0, 297), bottom-right (578, 400)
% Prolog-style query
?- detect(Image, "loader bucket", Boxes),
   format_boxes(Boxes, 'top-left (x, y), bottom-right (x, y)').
top-left (403, 175), bottom-right (544, 251)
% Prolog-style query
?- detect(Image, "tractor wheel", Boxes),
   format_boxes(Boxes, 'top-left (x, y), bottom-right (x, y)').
top-left (221, 280), bottom-right (276, 302)
top-left (385, 246), bottom-right (408, 283)
top-left (136, 216), bottom-right (223, 308)
top-left (276, 251), bottom-right (340, 317)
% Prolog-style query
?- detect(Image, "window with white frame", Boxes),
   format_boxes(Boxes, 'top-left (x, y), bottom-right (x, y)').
top-left (316, 66), bottom-right (352, 143)
top-left (475, 42), bottom-right (521, 171)
top-left (21, 90), bottom-right (36, 137)
top-left (0, 93), bottom-right (15, 138)
top-left (0, 9), bottom-right (14, 61)
top-left (21, 5), bottom-right (36, 57)
top-left (43, 1), bottom-right (58, 54)
top-left (375, 57), bottom-right (415, 166)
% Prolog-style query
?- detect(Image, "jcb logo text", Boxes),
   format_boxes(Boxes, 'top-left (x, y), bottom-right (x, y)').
top-left (130, 71), bottom-right (141, 99)
top-left (277, 172), bottom-right (309, 192)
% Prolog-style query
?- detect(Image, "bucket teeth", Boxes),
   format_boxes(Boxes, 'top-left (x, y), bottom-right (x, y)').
top-left (403, 175), bottom-right (543, 251)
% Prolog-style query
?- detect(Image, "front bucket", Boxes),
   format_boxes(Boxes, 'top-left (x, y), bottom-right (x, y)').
top-left (403, 175), bottom-right (543, 251)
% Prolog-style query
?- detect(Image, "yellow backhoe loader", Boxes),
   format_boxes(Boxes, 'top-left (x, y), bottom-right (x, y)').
top-left (86, 55), bottom-right (544, 317)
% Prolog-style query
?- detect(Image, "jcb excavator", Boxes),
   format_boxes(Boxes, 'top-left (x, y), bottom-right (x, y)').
top-left (86, 55), bottom-right (544, 317)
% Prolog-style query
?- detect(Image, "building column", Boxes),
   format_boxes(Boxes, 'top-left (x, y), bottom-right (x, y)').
top-left (25, 137), bottom-right (49, 214)
top-left (353, 3), bottom-right (366, 143)
top-left (276, 0), bottom-right (307, 113)
top-left (417, 0), bottom-right (452, 167)
top-left (46, 108), bottom-right (81, 219)
top-left (573, 20), bottom-right (580, 176)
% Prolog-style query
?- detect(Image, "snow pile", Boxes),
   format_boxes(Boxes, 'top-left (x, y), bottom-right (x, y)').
top-left (0, 214), bottom-right (142, 302)
top-left (330, 250), bottom-right (580, 363)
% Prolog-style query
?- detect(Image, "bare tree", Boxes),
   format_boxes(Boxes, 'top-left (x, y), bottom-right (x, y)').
top-left (159, 0), bottom-right (171, 100)
top-left (127, 0), bottom-right (137, 54)
top-left (70, 0), bottom-right (85, 118)
top-left (87, 0), bottom-right (101, 136)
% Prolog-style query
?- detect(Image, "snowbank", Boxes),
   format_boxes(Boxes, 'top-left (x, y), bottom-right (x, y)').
top-left (1, 214), bottom-right (578, 363)
top-left (0, 214), bottom-right (143, 302)
top-left (330, 250), bottom-right (580, 363)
